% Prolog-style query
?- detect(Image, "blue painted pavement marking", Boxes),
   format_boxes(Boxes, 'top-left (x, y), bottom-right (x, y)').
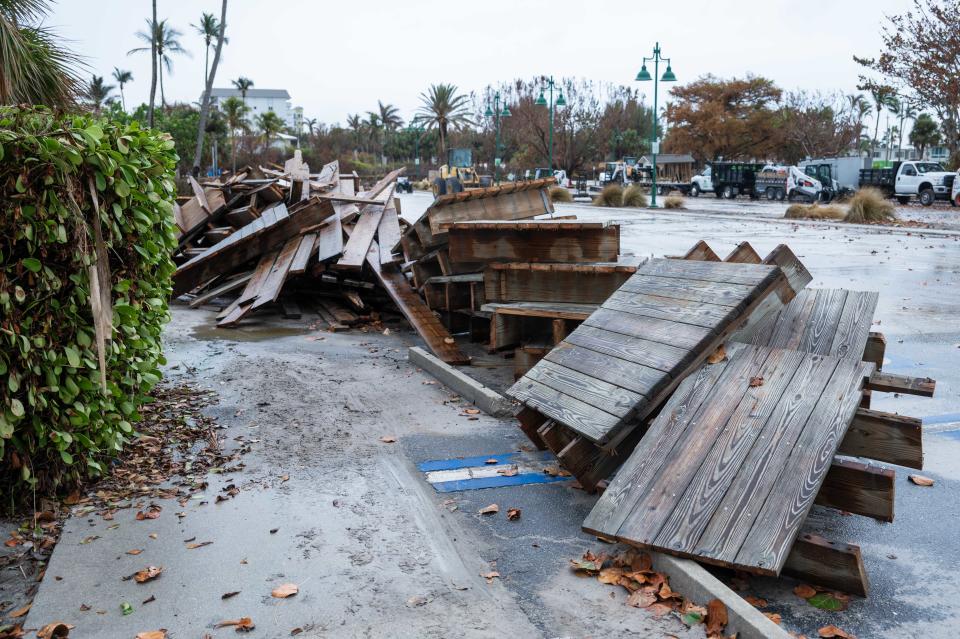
top-left (431, 472), bottom-right (570, 493)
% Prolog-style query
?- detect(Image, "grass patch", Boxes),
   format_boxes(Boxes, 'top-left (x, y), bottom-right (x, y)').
top-left (784, 203), bottom-right (847, 220)
top-left (593, 184), bottom-right (623, 207)
top-left (845, 187), bottom-right (896, 223)
top-left (663, 195), bottom-right (685, 209)
top-left (549, 185), bottom-right (573, 203)
top-left (622, 184), bottom-right (648, 207)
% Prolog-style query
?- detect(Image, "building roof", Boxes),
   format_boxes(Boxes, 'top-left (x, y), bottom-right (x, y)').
top-left (210, 88), bottom-right (291, 99)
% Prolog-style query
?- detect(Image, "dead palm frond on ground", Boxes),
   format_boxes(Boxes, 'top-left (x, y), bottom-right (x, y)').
top-left (0, 0), bottom-right (83, 106)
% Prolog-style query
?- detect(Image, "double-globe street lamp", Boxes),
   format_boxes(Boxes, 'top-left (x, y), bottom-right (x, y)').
top-left (484, 91), bottom-right (511, 184)
top-left (635, 42), bottom-right (676, 208)
top-left (535, 76), bottom-right (566, 172)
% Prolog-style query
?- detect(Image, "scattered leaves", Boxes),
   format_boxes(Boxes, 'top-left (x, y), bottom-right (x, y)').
top-left (121, 602), bottom-right (134, 616)
top-left (807, 592), bottom-right (850, 611)
top-left (707, 344), bottom-right (727, 364)
top-left (626, 590), bottom-right (657, 608)
top-left (506, 508), bottom-right (521, 521)
top-left (271, 583), bottom-right (299, 599)
top-left (134, 566), bottom-right (163, 583)
top-left (126, 549), bottom-right (143, 555)
top-left (37, 622), bottom-right (72, 639)
top-left (744, 595), bottom-right (768, 608)
top-left (793, 584), bottom-right (818, 599)
top-left (216, 618), bottom-right (255, 632)
top-left (135, 632), bottom-right (167, 639)
top-left (818, 625), bottom-right (855, 638)
top-left (497, 467), bottom-right (518, 477)
top-left (9, 604), bottom-right (30, 618)
top-left (764, 612), bottom-right (782, 625)
top-left (908, 474), bottom-right (934, 486)
top-left (186, 541), bottom-right (213, 550)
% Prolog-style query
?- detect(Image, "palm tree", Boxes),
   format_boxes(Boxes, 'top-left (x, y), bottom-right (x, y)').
top-left (0, 0), bottom-right (82, 106)
top-left (346, 113), bottom-right (363, 153)
top-left (304, 117), bottom-right (318, 138)
top-left (232, 76), bottom-right (253, 106)
top-left (415, 83), bottom-right (473, 158)
top-left (192, 11), bottom-right (226, 85)
top-left (129, 19), bottom-right (189, 107)
top-left (85, 75), bottom-right (114, 114)
top-left (192, 0), bottom-right (227, 175)
top-left (867, 85), bottom-right (897, 156)
top-left (890, 98), bottom-right (918, 160)
top-left (221, 96), bottom-right (249, 172)
top-left (147, 0), bottom-right (157, 126)
top-left (256, 111), bottom-right (285, 150)
top-left (377, 100), bottom-right (403, 131)
top-left (112, 67), bottom-right (132, 111)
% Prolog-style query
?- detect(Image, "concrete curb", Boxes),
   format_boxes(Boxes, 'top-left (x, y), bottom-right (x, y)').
top-left (408, 347), bottom-right (514, 417)
top-left (650, 552), bottom-right (791, 639)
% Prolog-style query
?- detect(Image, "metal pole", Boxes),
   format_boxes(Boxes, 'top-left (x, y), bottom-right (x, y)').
top-left (651, 44), bottom-right (659, 208)
top-left (415, 132), bottom-right (420, 180)
top-left (548, 77), bottom-right (555, 171)
top-left (494, 94), bottom-right (501, 185)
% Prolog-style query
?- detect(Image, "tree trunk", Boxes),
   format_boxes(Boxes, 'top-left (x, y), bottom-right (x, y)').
top-left (147, 0), bottom-right (157, 127)
top-left (159, 63), bottom-right (165, 107)
top-left (193, 0), bottom-right (228, 174)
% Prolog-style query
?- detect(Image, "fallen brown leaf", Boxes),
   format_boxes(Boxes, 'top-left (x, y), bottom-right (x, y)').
top-left (597, 567), bottom-right (623, 585)
top-left (908, 474), bottom-right (934, 486)
top-left (794, 583), bottom-right (817, 599)
top-left (134, 566), bottom-right (163, 583)
top-left (463, 409), bottom-right (480, 415)
top-left (818, 625), bottom-right (855, 638)
top-left (126, 549), bottom-right (143, 555)
top-left (186, 541), bottom-right (213, 549)
top-left (705, 599), bottom-right (728, 636)
top-left (480, 571), bottom-right (500, 582)
top-left (506, 508), bottom-right (521, 521)
top-left (271, 583), bottom-right (299, 598)
top-left (379, 436), bottom-right (397, 444)
top-left (216, 617), bottom-right (255, 631)
top-left (749, 376), bottom-right (765, 387)
top-left (707, 344), bottom-right (727, 364)
top-left (626, 590), bottom-right (657, 608)
top-left (648, 602), bottom-right (673, 616)
top-left (142, 595), bottom-right (155, 605)
top-left (478, 504), bottom-right (499, 515)
top-left (37, 622), bottom-right (72, 639)
top-left (764, 612), bottom-right (782, 625)
top-left (744, 595), bottom-right (768, 608)
top-left (9, 603), bottom-right (31, 617)
top-left (135, 632), bottom-right (167, 639)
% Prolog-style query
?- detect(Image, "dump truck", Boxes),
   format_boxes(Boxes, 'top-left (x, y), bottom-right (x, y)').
top-left (707, 162), bottom-right (766, 199)
top-left (755, 165), bottom-right (822, 202)
top-left (858, 160), bottom-right (956, 206)
top-left (432, 148), bottom-right (481, 195)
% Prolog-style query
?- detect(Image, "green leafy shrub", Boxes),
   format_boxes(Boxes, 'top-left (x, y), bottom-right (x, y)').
top-left (0, 106), bottom-right (178, 494)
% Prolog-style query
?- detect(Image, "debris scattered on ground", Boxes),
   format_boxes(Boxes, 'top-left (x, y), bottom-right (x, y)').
top-left (271, 583), bottom-right (299, 599)
top-left (908, 474), bottom-right (934, 486)
top-left (478, 504), bottom-right (499, 515)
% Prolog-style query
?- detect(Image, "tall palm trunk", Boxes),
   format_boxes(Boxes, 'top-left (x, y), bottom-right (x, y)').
top-left (159, 61), bottom-right (165, 107)
top-left (119, 86), bottom-right (126, 111)
top-left (203, 44), bottom-right (209, 86)
top-left (193, 0), bottom-right (228, 173)
top-left (147, 0), bottom-right (157, 126)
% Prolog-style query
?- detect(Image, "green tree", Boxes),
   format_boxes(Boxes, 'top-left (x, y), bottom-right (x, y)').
top-left (256, 111), bottom-right (285, 149)
top-left (232, 76), bottom-right (254, 106)
top-left (220, 96), bottom-right (248, 172)
top-left (192, 11), bottom-right (227, 85)
top-left (909, 113), bottom-right (941, 158)
top-left (863, 83), bottom-right (898, 153)
top-left (304, 117), bottom-right (318, 137)
top-left (890, 98), bottom-right (918, 158)
top-left (129, 18), bottom-right (189, 107)
top-left (0, 0), bottom-right (82, 106)
top-left (85, 74), bottom-right (114, 114)
top-left (111, 67), bottom-right (132, 111)
top-left (192, 0), bottom-right (228, 174)
top-left (346, 113), bottom-right (363, 151)
top-left (415, 83), bottom-right (473, 158)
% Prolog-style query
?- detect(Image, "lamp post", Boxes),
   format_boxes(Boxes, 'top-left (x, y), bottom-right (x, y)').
top-left (635, 42), bottom-right (676, 208)
top-left (535, 76), bottom-right (566, 171)
top-left (484, 91), bottom-right (511, 184)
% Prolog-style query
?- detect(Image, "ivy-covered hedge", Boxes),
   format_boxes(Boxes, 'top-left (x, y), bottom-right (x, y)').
top-left (0, 106), bottom-right (178, 493)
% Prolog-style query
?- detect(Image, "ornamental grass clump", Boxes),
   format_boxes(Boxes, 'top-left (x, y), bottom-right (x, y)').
top-left (622, 184), bottom-right (648, 208)
top-left (593, 184), bottom-right (623, 207)
top-left (549, 185), bottom-right (573, 203)
top-left (0, 106), bottom-right (178, 494)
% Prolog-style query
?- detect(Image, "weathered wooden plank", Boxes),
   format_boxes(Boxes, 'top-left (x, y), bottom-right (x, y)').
top-left (251, 237), bottom-right (301, 310)
top-left (173, 199), bottom-right (334, 296)
top-left (427, 183), bottom-right (553, 235)
top-left (516, 407), bottom-right (548, 450)
top-left (563, 325), bottom-right (688, 374)
top-left (829, 291), bottom-right (879, 360)
top-left (583, 307), bottom-right (713, 352)
top-left (482, 301), bottom-right (596, 321)
top-left (862, 331), bottom-right (886, 369)
top-left (691, 354), bottom-right (842, 563)
top-left (603, 290), bottom-right (736, 329)
top-left (724, 242), bottom-right (762, 264)
top-left (798, 288), bottom-right (848, 355)
top-left (838, 408), bottom-right (923, 469)
top-left (484, 265), bottom-right (633, 304)
top-left (764, 289), bottom-right (818, 351)
top-left (638, 258), bottom-right (774, 286)
top-left (618, 274), bottom-right (757, 308)
top-left (524, 359), bottom-right (645, 418)
top-left (289, 233), bottom-right (317, 275)
top-left (734, 359), bottom-right (873, 574)
top-left (865, 372), bottom-right (935, 397)
top-left (815, 457), bottom-right (895, 522)
top-left (582, 347), bottom-right (741, 538)
top-left (783, 534), bottom-right (869, 597)
top-left (544, 342), bottom-right (661, 401)
top-left (378, 206), bottom-right (403, 266)
top-left (336, 186), bottom-right (393, 271)
top-left (188, 272), bottom-right (253, 308)
top-left (447, 224), bottom-right (620, 264)
top-left (508, 378), bottom-right (620, 442)
top-left (680, 240), bottom-right (720, 262)
top-left (314, 214), bottom-right (344, 263)
top-left (236, 250), bottom-right (279, 306)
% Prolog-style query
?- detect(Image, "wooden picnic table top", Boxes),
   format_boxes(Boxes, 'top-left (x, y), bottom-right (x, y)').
top-left (583, 342), bottom-right (875, 576)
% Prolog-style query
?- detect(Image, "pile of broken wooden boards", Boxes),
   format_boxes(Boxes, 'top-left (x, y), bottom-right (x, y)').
top-left (508, 239), bottom-right (935, 597)
top-left (400, 178), bottom-right (645, 375)
top-left (171, 153), bottom-right (419, 331)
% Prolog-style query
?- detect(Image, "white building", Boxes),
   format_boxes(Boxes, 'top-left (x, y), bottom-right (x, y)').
top-left (207, 88), bottom-right (298, 129)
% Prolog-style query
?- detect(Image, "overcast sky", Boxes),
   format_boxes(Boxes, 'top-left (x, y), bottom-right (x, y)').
top-left (50, 0), bottom-right (910, 127)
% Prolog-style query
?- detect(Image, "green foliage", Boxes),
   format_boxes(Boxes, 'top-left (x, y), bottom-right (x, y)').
top-left (126, 103), bottom-right (225, 173)
top-left (0, 105), bottom-right (178, 495)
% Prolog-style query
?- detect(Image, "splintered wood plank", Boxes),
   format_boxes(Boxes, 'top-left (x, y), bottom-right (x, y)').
top-left (508, 378), bottom-right (621, 442)
top-left (481, 301), bottom-right (597, 321)
top-left (336, 185), bottom-right (394, 270)
top-left (315, 214), bottom-right (344, 262)
top-left (734, 358), bottom-right (874, 574)
top-left (426, 183), bottom-right (553, 235)
top-left (289, 233), bottom-right (317, 275)
top-left (362, 236), bottom-right (467, 364)
top-left (174, 200), bottom-right (334, 296)
top-left (582, 347), bottom-right (741, 537)
top-left (378, 206), bottom-right (403, 266)
top-left (237, 250), bottom-right (280, 306)
top-left (865, 371), bottom-right (935, 397)
top-left (839, 408), bottom-right (922, 469)
top-left (251, 237), bottom-right (301, 310)
top-left (188, 272), bottom-right (253, 308)
top-left (783, 534), bottom-right (869, 597)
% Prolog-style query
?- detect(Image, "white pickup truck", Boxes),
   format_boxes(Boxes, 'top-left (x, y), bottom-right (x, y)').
top-left (859, 161), bottom-right (956, 206)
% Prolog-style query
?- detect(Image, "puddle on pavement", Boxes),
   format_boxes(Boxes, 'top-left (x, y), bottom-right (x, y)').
top-left (190, 323), bottom-right (310, 342)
